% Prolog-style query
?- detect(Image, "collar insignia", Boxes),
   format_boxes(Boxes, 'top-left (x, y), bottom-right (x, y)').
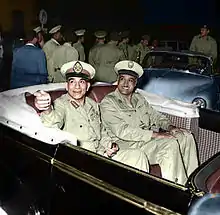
top-left (128, 61), bottom-right (134, 68)
top-left (73, 61), bottom-right (83, 73)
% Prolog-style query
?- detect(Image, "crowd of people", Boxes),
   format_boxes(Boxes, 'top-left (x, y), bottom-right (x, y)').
top-left (0, 24), bottom-right (218, 89)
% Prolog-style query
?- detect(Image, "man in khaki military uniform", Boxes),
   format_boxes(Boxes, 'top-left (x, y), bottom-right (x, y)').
top-left (73, 29), bottom-right (86, 61)
top-left (133, 35), bottom-right (151, 65)
top-left (100, 60), bottom-right (199, 185)
top-left (43, 25), bottom-right (63, 61)
top-left (88, 30), bottom-right (107, 70)
top-left (190, 25), bottom-right (217, 63)
top-left (33, 60), bottom-right (149, 172)
top-left (47, 30), bottom-right (79, 83)
top-left (118, 31), bottom-right (135, 60)
top-left (94, 32), bottom-right (124, 83)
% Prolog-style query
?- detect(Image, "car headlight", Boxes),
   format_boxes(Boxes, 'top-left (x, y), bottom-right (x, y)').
top-left (192, 98), bottom-right (207, 109)
top-left (0, 207), bottom-right (8, 215)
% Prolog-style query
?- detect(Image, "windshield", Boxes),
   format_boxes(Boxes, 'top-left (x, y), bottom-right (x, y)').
top-left (143, 52), bottom-right (211, 74)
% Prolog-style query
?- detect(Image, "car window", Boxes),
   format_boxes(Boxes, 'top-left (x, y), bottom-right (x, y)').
top-left (143, 52), bottom-right (210, 74)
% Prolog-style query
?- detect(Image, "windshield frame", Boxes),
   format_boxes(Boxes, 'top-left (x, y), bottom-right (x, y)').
top-left (142, 50), bottom-right (212, 75)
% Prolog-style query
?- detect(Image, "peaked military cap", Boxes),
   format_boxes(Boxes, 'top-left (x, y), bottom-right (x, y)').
top-left (49, 25), bottom-right (62, 34)
top-left (61, 61), bottom-right (95, 80)
top-left (114, 60), bottom-right (144, 78)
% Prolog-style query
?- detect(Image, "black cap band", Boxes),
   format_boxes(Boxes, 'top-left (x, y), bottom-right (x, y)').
top-left (118, 69), bottom-right (139, 78)
top-left (66, 72), bottom-right (90, 81)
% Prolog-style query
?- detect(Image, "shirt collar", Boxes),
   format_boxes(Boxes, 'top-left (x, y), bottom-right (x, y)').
top-left (26, 43), bottom-right (35, 47)
top-left (51, 38), bottom-right (60, 45)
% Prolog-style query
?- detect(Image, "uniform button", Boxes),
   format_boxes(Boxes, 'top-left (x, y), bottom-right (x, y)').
top-left (80, 125), bottom-right (82, 128)
top-left (88, 119), bottom-right (90, 122)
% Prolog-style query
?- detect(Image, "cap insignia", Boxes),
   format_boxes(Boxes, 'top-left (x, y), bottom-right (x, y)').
top-left (128, 61), bottom-right (134, 68)
top-left (73, 61), bottom-right (83, 73)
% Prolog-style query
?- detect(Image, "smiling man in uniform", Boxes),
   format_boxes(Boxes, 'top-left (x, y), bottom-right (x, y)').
top-left (100, 60), bottom-right (199, 185)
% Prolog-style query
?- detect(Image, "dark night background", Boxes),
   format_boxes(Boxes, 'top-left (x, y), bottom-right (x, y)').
top-left (36, 0), bottom-right (218, 40)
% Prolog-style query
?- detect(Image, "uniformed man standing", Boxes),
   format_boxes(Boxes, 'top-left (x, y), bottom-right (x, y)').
top-left (88, 30), bottom-right (107, 70)
top-left (33, 60), bottom-right (149, 172)
top-left (73, 29), bottom-right (86, 62)
top-left (47, 30), bottom-right (79, 83)
top-left (100, 60), bottom-right (199, 185)
top-left (43, 25), bottom-right (63, 61)
top-left (190, 25), bottom-right (217, 63)
top-left (94, 32), bottom-right (124, 83)
top-left (118, 31), bottom-right (135, 60)
top-left (133, 35), bottom-right (151, 65)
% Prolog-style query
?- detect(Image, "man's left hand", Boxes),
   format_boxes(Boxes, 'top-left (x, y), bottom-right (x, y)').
top-left (106, 143), bottom-right (119, 157)
top-left (168, 125), bottom-right (191, 135)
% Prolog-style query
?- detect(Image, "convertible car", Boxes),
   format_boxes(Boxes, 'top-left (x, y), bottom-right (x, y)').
top-left (0, 83), bottom-right (220, 215)
top-left (138, 50), bottom-right (220, 111)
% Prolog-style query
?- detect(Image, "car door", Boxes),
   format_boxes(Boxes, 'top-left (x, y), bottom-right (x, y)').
top-left (49, 143), bottom-right (192, 215)
top-left (0, 124), bottom-right (58, 214)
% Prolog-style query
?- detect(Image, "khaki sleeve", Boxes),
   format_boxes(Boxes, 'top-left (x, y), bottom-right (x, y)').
top-left (119, 49), bottom-right (126, 61)
top-left (43, 46), bottom-right (50, 61)
top-left (210, 40), bottom-right (217, 61)
top-left (88, 49), bottom-right (95, 67)
top-left (100, 97), bottom-right (153, 142)
top-left (143, 98), bottom-right (171, 130)
top-left (69, 47), bottom-right (79, 61)
top-left (98, 125), bottom-right (112, 154)
top-left (47, 58), bottom-right (54, 83)
top-left (40, 98), bottom-right (65, 129)
top-left (189, 36), bottom-right (197, 52)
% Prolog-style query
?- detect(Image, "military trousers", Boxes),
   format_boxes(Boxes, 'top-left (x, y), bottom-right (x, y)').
top-left (112, 148), bottom-right (150, 173)
top-left (128, 131), bottom-right (198, 185)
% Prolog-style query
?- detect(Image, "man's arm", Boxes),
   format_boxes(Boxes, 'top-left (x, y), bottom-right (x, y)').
top-left (210, 39), bottom-right (217, 62)
top-left (100, 97), bottom-right (153, 142)
top-left (189, 36), bottom-right (197, 52)
top-left (143, 98), bottom-right (172, 131)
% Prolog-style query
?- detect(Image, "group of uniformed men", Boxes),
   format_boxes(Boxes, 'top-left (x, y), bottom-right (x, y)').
top-left (43, 24), bottom-right (217, 83)
top-left (40, 25), bottom-right (153, 84)
top-left (10, 24), bottom-right (218, 88)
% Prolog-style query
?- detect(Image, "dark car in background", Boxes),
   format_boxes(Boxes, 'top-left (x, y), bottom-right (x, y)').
top-left (159, 40), bottom-right (189, 51)
top-left (138, 50), bottom-right (220, 111)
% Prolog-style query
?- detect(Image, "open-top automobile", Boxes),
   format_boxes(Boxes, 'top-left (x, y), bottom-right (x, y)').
top-left (0, 83), bottom-right (220, 215)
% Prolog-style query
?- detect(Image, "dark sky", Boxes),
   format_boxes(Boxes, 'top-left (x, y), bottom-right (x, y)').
top-left (42, 0), bottom-right (216, 30)
top-left (142, 0), bottom-right (216, 25)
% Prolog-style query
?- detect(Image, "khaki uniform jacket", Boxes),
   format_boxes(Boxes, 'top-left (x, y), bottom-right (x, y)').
top-left (43, 38), bottom-right (60, 61)
top-left (40, 94), bottom-right (109, 154)
top-left (73, 41), bottom-right (85, 61)
top-left (133, 43), bottom-right (150, 65)
top-left (118, 43), bottom-right (136, 60)
top-left (190, 35), bottom-right (217, 61)
top-left (88, 42), bottom-right (105, 71)
top-left (47, 43), bottom-right (79, 83)
top-left (100, 89), bottom-right (171, 149)
top-left (94, 42), bottom-right (125, 83)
